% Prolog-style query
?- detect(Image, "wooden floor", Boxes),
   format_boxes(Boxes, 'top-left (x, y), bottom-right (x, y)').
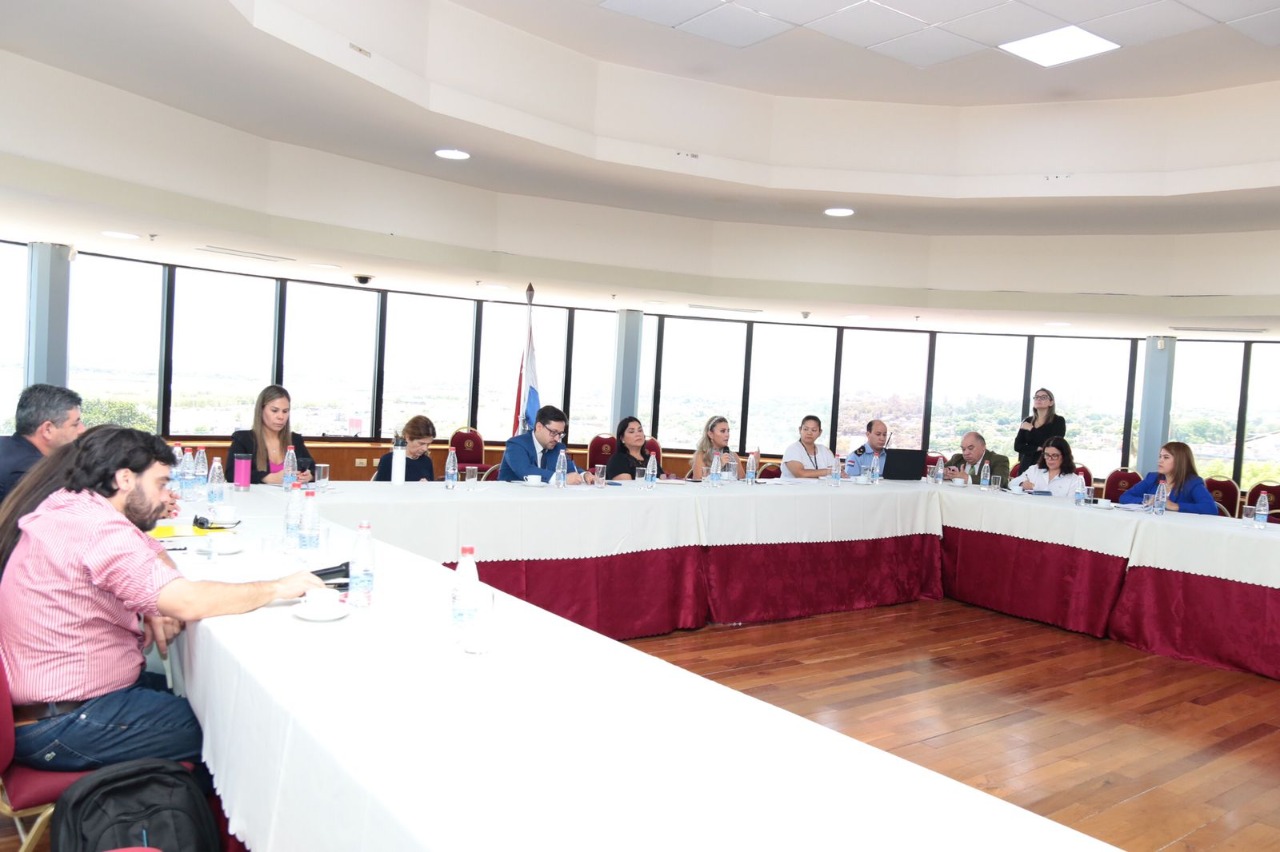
top-left (628, 599), bottom-right (1280, 852)
top-left (6, 599), bottom-right (1280, 851)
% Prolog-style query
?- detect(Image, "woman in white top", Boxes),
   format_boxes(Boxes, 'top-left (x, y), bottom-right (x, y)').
top-left (781, 415), bottom-right (837, 479)
top-left (1008, 436), bottom-right (1084, 498)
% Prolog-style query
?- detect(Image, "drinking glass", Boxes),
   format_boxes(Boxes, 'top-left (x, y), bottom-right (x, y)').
top-left (465, 466), bottom-right (478, 488)
top-left (313, 463), bottom-right (331, 491)
top-left (594, 464), bottom-right (606, 487)
top-left (1243, 506), bottom-right (1257, 526)
top-left (1142, 494), bottom-right (1155, 513)
top-left (989, 475), bottom-right (1002, 492)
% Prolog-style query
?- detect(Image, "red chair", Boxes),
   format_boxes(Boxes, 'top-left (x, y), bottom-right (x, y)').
top-left (924, 452), bottom-right (945, 476)
top-left (1205, 476), bottom-right (1240, 518)
top-left (1075, 465), bottom-right (1093, 494)
top-left (1009, 462), bottom-right (1022, 479)
top-left (449, 427), bottom-right (493, 477)
top-left (644, 438), bottom-right (662, 468)
top-left (1104, 468), bottom-right (1141, 503)
top-left (1246, 481), bottom-right (1280, 524)
top-left (0, 666), bottom-right (95, 852)
top-left (758, 462), bottom-right (782, 479)
top-left (588, 434), bottom-right (617, 470)
top-left (1216, 502), bottom-right (1233, 518)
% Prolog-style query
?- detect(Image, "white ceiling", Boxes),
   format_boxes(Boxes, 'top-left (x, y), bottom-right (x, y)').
top-left (3, 0), bottom-right (1280, 337)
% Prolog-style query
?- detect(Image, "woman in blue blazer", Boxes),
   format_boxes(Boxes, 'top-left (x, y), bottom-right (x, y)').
top-left (1119, 441), bottom-right (1216, 515)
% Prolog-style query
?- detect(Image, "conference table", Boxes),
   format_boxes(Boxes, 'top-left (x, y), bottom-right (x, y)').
top-left (172, 509), bottom-right (1114, 851)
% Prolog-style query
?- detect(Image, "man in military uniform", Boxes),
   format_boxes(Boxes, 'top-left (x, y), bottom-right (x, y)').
top-left (845, 419), bottom-right (889, 477)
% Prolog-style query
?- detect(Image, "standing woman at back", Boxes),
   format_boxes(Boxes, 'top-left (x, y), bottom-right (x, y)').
top-left (1014, 387), bottom-right (1067, 472)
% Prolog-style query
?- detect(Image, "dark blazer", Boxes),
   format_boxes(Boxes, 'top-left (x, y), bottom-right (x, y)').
top-left (946, 451), bottom-right (1011, 487)
top-left (374, 452), bottom-right (434, 482)
top-left (605, 449), bottom-right (663, 481)
top-left (1013, 415), bottom-right (1067, 470)
top-left (226, 430), bottom-right (313, 485)
top-left (0, 433), bottom-right (43, 503)
top-left (499, 432), bottom-right (580, 482)
top-left (1118, 472), bottom-right (1216, 515)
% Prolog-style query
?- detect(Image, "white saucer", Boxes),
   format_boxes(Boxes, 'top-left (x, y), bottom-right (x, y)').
top-left (523, 480), bottom-right (547, 488)
top-left (949, 478), bottom-right (968, 487)
top-left (197, 534), bottom-right (243, 555)
top-left (292, 603), bottom-right (350, 622)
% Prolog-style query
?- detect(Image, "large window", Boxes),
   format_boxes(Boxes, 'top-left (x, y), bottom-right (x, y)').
top-left (1244, 343), bottom-right (1280, 491)
top-left (0, 242), bottom-right (26, 433)
top-left (1029, 337), bottom-right (1134, 478)
top-left (68, 255), bottom-right (163, 431)
top-left (746, 324), bottom-right (836, 455)
top-left (656, 317), bottom-right (747, 450)
top-left (837, 330), bottom-right (930, 455)
top-left (930, 334), bottom-right (1026, 461)
top-left (637, 314), bottom-right (658, 436)
top-left (382, 293), bottom-right (475, 439)
top-left (170, 268), bottom-right (277, 435)
top-left (282, 282), bottom-right (379, 437)
top-left (568, 309), bottom-right (616, 440)
top-left (476, 302), bottom-right (567, 441)
top-left (1169, 341), bottom-right (1244, 482)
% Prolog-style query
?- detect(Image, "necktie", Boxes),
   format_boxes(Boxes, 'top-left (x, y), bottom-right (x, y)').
top-left (540, 449), bottom-right (551, 469)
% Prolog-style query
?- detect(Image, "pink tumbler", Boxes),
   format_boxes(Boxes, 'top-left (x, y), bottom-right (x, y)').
top-left (233, 453), bottom-right (251, 491)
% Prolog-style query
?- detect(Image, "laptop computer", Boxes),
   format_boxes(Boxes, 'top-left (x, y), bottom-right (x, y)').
top-left (881, 448), bottom-right (928, 481)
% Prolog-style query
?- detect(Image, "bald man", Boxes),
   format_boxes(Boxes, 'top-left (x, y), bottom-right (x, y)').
top-left (945, 431), bottom-right (1010, 487)
top-left (845, 420), bottom-right (889, 478)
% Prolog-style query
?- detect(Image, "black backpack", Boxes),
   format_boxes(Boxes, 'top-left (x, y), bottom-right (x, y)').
top-left (51, 758), bottom-right (219, 852)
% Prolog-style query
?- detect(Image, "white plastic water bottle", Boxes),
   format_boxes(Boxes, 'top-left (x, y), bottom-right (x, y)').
top-left (553, 451), bottom-right (568, 488)
top-left (444, 448), bottom-right (458, 490)
top-left (284, 482), bottom-right (303, 546)
top-left (171, 442), bottom-right (183, 468)
top-left (451, 544), bottom-right (490, 653)
top-left (710, 451), bottom-right (722, 487)
top-left (980, 461), bottom-right (991, 490)
top-left (830, 456), bottom-right (842, 487)
top-left (1074, 479), bottom-right (1086, 507)
top-left (1154, 481), bottom-right (1169, 516)
top-left (190, 446), bottom-right (209, 503)
top-left (391, 436), bottom-right (406, 485)
top-left (348, 521), bottom-right (374, 607)
top-left (207, 457), bottom-right (226, 504)
top-left (1256, 492), bottom-right (1270, 530)
top-left (644, 454), bottom-right (657, 489)
top-left (870, 456), bottom-right (881, 485)
top-left (932, 459), bottom-right (945, 485)
top-left (178, 448), bottom-right (195, 501)
top-left (282, 446), bottom-right (298, 490)
top-left (745, 451), bottom-right (757, 485)
top-left (299, 491), bottom-right (320, 549)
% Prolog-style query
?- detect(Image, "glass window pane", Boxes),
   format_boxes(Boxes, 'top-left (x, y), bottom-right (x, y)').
top-left (1169, 341), bottom-right (1243, 482)
top-left (170, 268), bottom-right (276, 435)
top-left (837, 330), bottom-right (929, 455)
top-left (568, 309), bottom-right (616, 441)
top-left (0, 242), bottom-right (27, 434)
top-left (382, 293), bottom-right (475, 439)
top-left (1029, 337), bottom-right (1134, 478)
top-left (636, 315), bottom-right (658, 434)
top-left (476, 303), bottom-right (567, 441)
top-left (68, 255), bottom-right (162, 431)
top-left (282, 282), bottom-right (379, 437)
top-left (746, 324), bottom-right (835, 454)
top-left (656, 318), bottom-right (747, 450)
top-left (930, 334), bottom-right (1027, 461)
top-left (1244, 343), bottom-right (1280, 493)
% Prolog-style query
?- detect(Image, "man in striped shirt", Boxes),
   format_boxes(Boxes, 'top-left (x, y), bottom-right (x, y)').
top-left (0, 426), bottom-right (323, 772)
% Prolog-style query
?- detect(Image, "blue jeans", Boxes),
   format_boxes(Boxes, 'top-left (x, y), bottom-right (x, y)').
top-left (14, 671), bottom-right (203, 772)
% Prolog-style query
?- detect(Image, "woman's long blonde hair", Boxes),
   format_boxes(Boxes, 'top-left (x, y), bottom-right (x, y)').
top-left (251, 385), bottom-right (292, 471)
top-left (695, 415), bottom-right (729, 468)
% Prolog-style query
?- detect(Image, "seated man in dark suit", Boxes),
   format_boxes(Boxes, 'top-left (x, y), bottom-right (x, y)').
top-left (498, 405), bottom-right (593, 484)
top-left (0, 384), bottom-right (85, 503)
top-left (945, 431), bottom-right (1010, 487)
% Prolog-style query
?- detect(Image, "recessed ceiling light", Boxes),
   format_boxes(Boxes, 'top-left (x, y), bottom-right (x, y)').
top-left (101, 231), bottom-right (139, 239)
top-left (824, 207), bottom-right (855, 217)
top-left (435, 149), bottom-right (470, 160)
top-left (1000, 26), bottom-right (1118, 68)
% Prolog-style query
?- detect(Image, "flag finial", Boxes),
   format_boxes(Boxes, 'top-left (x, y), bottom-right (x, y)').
top-left (525, 283), bottom-right (535, 306)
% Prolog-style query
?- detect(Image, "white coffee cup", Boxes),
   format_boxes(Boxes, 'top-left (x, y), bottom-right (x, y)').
top-left (209, 504), bottom-right (238, 523)
top-left (524, 474), bottom-right (541, 485)
top-left (305, 587), bottom-right (340, 609)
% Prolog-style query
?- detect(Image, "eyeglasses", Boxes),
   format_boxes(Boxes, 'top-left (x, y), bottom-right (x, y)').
top-left (1042, 453), bottom-right (1063, 460)
top-left (1034, 394), bottom-right (1053, 401)
top-left (543, 427), bottom-right (565, 439)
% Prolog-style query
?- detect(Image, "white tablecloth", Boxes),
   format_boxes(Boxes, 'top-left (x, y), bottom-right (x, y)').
top-left (938, 487), bottom-right (1143, 558)
top-left (177, 532), bottom-right (1113, 851)
top-left (1127, 510), bottom-right (1280, 589)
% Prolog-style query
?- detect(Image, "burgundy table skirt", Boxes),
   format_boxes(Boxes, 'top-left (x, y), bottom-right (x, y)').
top-left (701, 535), bottom-right (942, 626)
top-left (1108, 565), bottom-right (1280, 680)
top-left (941, 527), bottom-right (1127, 638)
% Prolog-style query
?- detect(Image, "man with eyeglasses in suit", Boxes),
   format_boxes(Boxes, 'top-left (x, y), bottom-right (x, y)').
top-left (498, 404), bottom-right (594, 484)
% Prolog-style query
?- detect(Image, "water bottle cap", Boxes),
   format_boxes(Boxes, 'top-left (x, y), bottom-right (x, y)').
top-left (305, 490), bottom-right (316, 497)
top-left (291, 482), bottom-right (302, 490)
top-left (197, 446), bottom-right (206, 451)
top-left (358, 520), bottom-right (371, 529)
top-left (460, 545), bottom-right (476, 556)
top-left (287, 445), bottom-right (295, 451)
